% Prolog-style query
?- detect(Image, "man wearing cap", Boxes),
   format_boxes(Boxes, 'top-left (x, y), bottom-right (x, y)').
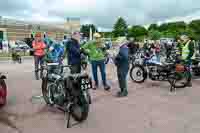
top-left (179, 34), bottom-right (195, 87)
top-left (114, 37), bottom-right (129, 97)
top-left (64, 32), bottom-right (81, 74)
top-left (81, 33), bottom-right (111, 91)
top-left (32, 33), bottom-right (46, 80)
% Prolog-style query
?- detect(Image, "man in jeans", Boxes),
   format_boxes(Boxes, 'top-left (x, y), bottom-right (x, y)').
top-left (64, 32), bottom-right (81, 74)
top-left (82, 33), bottom-right (110, 91)
top-left (32, 33), bottom-right (46, 80)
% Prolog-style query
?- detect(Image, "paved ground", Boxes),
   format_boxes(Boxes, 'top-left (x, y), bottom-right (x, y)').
top-left (0, 59), bottom-right (200, 133)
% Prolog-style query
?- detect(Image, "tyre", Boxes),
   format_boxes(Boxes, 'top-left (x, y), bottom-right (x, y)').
top-left (130, 65), bottom-right (147, 83)
top-left (42, 78), bottom-right (53, 105)
top-left (71, 96), bottom-right (89, 122)
top-left (0, 79), bottom-right (7, 108)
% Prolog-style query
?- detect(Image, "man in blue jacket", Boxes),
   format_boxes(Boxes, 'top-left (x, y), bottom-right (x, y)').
top-left (64, 32), bottom-right (81, 74)
top-left (114, 37), bottom-right (129, 97)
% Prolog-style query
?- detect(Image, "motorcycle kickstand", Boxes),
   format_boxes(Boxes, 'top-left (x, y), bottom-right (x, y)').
top-left (170, 80), bottom-right (176, 92)
top-left (65, 103), bottom-right (73, 128)
top-left (64, 110), bottom-right (71, 128)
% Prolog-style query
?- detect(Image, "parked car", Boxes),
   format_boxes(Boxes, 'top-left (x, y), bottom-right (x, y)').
top-left (15, 41), bottom-right (30, 51)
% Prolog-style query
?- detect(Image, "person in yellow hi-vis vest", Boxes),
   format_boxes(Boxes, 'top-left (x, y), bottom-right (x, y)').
top-left (179, 34), bottom-right (195, 87)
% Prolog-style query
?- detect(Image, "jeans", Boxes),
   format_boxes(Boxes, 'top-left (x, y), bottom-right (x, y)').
top-left (117, 65), bottom-right (129, 91)
top-left (34, 55), bottom-right (44, 79)
top-left (91, 60), bottom-right (107, 86)
top-left (70, 64), bottom-right (81, 74)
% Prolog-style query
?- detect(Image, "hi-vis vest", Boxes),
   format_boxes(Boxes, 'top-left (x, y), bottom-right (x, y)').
top-left (182, 40), bottom-right (195, 60)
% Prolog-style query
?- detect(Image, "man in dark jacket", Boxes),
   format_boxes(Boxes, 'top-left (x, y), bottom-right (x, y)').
top-left (64, 32), bottom-right (81, 74)
top-left (115, 38), bottom-right (129, 97)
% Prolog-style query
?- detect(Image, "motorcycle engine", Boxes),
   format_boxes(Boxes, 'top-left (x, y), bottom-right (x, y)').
top-left (149, 66), bottom-right (159, 80)
top-left (52, 83), bottom-right (66, 106)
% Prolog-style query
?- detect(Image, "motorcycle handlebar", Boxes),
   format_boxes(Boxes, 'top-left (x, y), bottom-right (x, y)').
top-left (37, 64), bottom-right (71, 71)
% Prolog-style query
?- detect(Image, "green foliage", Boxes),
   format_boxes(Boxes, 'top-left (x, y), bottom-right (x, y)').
top-left (148, 24), bottom-right (158, 31)
top-left (80, 24), bottom-right (97, 37)
top-left (127, 25), bottom-right (148, 40)
top-left (112, 17), bottom-right (128, 37)
top-left (148, 30), bottom-right (162, 40)
top-left (103, 32), bottom-right (113, 38)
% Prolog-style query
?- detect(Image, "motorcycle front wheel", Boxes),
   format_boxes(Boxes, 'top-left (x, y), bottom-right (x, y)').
top-left (130, 65), bottom-right (147, 83)
top-left (42, 78), bottom-right (54, 105)
top-left (71, 96), bottom-right (89, 122)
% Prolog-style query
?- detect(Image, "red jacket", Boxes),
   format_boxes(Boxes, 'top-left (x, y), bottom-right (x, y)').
top-left (32, 41), bottom-right (46, 56)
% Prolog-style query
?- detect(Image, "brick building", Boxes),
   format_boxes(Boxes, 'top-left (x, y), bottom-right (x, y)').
top-left (0, 17), bottom-right (81, 41)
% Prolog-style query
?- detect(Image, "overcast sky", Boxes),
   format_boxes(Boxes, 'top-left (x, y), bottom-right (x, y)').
top-left (0, 0), bottom-right (200, 30)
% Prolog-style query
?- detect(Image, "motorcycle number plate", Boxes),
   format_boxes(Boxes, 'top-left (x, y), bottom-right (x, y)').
top-left (80, 79), bottom-right (90, 90)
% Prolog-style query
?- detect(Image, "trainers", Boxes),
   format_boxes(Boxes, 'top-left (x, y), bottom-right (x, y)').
top-left (104, 85), bottom-right (111, 91)
top-left (93, 85), bottom-right (99, 90)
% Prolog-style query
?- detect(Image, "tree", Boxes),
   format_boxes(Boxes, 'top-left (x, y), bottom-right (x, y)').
top-left (112, 17), bottom-right (128, 37)
top-left (188, 20), bottom-right (200, 40)
top-left (148, 30), bottom-right (162, 40)
top-left (158, 21), bottom-right (187, 38)
top-left (148, 24), bottom-right (158, 31)
top-left (80, 24), bottom-right (97, 38)
top-left (127, 25), bottom-right (148, 40)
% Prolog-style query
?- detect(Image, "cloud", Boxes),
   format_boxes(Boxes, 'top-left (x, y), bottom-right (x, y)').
top-left (0, 0), bottom-right (200, 28)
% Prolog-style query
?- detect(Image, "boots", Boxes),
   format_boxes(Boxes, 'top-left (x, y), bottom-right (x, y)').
top-left (116, 89), bottom-right (128, 97)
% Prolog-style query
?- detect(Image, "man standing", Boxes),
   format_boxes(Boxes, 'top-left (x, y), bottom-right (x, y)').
top-left (32, 33), bottom-right (46, 80)
top-left (180, 34), bottom-right (195, 87)
top-left (64, 32), bottom-right (81, 74)
top-left (114, 37), bottom-right (129, 97)
top-left (82, 33), bottom-right (110, 91)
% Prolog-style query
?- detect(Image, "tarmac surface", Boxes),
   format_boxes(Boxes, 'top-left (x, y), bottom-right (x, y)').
top-left (0, 58), bottom-right (200, 133)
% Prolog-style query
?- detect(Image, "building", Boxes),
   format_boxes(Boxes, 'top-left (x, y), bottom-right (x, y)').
top-left (0, 16), bottom-right (81, 41)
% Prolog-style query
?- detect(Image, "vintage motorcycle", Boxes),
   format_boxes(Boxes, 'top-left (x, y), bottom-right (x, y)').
top-left (0, 72), bottom-right (7, 107)
top-left (41, 63), bottom-right (92, 128)
top-left (130, 54), bottom-right (190, 91)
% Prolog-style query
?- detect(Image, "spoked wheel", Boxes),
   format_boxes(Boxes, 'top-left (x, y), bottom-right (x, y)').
top-left (130, 65), bottom-right (147, 83)
top-left (71, 96), bottom-right (89, 122)
top-left (42, 78), bottom-right (54, 105)
top-left (0, 79), bottom-right (7, 108)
